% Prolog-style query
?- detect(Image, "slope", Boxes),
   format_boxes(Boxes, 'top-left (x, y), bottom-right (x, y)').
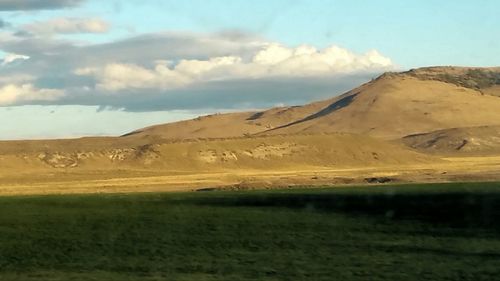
top-left (0, 134), bottom-right (437, 174)
top-left (123, 100), bottom-right (331, 140)
top-left (126, 67), bottom-right (500, 141)
top-left (262, 68), bottom-right (500, 139)
top-left (402, 125), bottom-right (500, 156)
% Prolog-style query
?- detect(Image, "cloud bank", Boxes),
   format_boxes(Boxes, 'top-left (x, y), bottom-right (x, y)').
top-left (75, 43), bottom-right (392, 92)
top-left (0, 31), bottom-right (395, 111)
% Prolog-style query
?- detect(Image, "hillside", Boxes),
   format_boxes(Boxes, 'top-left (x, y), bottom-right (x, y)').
top-left (264, 69), bottom-right (500, 139)
top-left (127, 67), bottom-right (500, 140)
top-left (123, 100), bottom-right (331, 140)
top-left (402, 125), bottom-right (500, 155)
top-left (0, 134), bottom-right (435, 174)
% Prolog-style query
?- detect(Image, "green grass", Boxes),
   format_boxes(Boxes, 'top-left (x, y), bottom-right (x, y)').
top-left (0, 182), bottom-right (500, 280)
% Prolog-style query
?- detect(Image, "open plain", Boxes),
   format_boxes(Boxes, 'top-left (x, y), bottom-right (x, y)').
top-left (1, 148), bottom-right (500, 196)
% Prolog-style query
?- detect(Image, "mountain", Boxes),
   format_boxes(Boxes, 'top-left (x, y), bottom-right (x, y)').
top-left (127, 67), bottom-right (500, 140)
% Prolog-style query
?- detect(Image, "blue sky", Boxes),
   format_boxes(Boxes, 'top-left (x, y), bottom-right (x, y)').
top-left (0, 0), bottom-right (499, 139)
top-left (7, 0), bottom-right (498, 67)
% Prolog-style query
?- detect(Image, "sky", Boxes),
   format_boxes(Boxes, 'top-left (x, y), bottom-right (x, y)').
top-left (0, 0), bottom-right (498, 140)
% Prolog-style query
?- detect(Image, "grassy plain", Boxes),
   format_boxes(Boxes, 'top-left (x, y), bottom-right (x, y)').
top-left (0, 182), bottom-right (499, 280)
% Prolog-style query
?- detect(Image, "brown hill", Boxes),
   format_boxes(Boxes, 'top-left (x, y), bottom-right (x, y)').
top-left (0, 133), bottom-right (452, 195)
top-left (264, 68), bottom-right (500, 139)
top-left (0, 134), bottom-right (436, 174)
top-left (402, 125), bottom-right (500, 156)
top-left (123, 101), bottom-right (331, 140)
top-left (127, 67), bottom-right (500, 140)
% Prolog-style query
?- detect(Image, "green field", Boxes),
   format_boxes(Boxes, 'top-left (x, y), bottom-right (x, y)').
top-left (0, 183), bottom-right (500, 281)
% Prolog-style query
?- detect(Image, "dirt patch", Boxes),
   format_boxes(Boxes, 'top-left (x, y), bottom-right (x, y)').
top-left (243, 143), bottom-right (305, 159)
top-left (198, 150), bottom-right (238, 163)
top-left (38, 152), bottom-right (81, 168)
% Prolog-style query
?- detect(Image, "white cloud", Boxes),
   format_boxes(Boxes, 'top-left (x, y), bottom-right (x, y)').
top-left (75, 43), bottom-right (394, 92)
top-left (249, 45), bottom-right (394, 76)
top-left (0, 83), bottom-right (64, 105)
top-left (1, 53), bottom-right (30, 66)
top-left (0, 75), bottom-right (64, 105)
top-left (253, 43), bottom-right (294, 65)
top-left (75, 63), bottom-right (191, 91)
top-left (22, 17), bottom-right (110, 35)
top-left (176, 56), bottom-right (242, 77)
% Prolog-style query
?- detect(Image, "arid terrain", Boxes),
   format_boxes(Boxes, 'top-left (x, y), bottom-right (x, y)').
top-left (1, 66), bottom-right (500, 195)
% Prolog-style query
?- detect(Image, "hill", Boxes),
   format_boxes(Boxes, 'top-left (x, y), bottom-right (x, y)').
top-left (0, 134), bottom-right (435, 173)
top-left (127, 67), bottom-right (500, 140)
top-left (264, 67), bottom-right (500, 139)
top-left (123, 101), bottom-right (331, 140)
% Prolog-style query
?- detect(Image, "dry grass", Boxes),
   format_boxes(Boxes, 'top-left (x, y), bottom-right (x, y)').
top-left (1, 153), bottom-right (500, 196)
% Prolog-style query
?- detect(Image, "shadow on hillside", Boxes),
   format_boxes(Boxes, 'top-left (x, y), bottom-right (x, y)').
top-left (298, 93), bottom-right (358, 122)
top-left (188, 191), bottom-right (500, 230)
top-left (265, 93), bottom-right (359, 131)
